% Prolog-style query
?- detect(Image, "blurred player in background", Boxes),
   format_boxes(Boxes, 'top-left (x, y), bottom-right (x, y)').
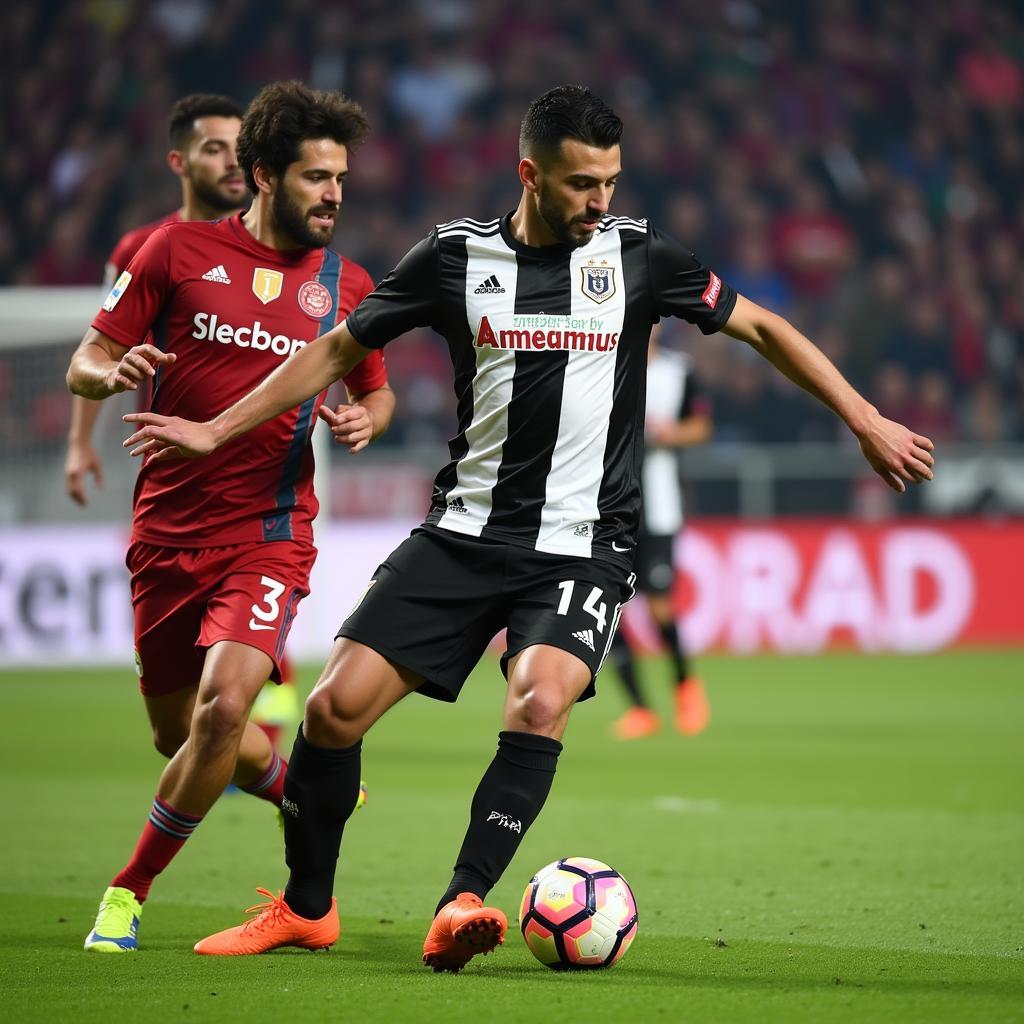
top-left (67, 81), bottom-right (394, 953)
top-left (61, 92), bottom-right (296, 752)
top-left (124, 85), bottom-right (934, 971)
top-left (65, 92), bottom-right (246, 508)
top-left (610, 328), bottom-right (712, 739)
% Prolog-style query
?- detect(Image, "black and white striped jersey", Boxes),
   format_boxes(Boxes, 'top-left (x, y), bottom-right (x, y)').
top-left (642, 348), bottom-right (706, 536)
top-left (346, 212), bottom-right (736, 566)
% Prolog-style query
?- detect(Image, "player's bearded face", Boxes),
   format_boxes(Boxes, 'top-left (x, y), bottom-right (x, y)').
top-left (272, 183), bottom-right (337, 248)
top-left (269, 140), bottom-right (348, 249)
top-left (184, 116), bottom-right (246, 213)
top-left (537, 181), bottom-right (594, 249)
top-left (189, 165), bottom-right (246, 212)
top-left (535, 141), bottom-right (621, 248)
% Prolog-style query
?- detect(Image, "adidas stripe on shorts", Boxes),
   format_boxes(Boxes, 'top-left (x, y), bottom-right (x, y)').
top-left (336, 526), bottom-right (635, 703)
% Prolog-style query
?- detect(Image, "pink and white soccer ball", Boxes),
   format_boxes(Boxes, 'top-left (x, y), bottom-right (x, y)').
top-left (519, 857), bottom-right (638, 970)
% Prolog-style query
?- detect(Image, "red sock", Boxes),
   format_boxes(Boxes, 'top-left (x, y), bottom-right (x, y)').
top-left (240, 751), bottom-right (287, 808)
top-left (111, 797), bottom-right (203, 902)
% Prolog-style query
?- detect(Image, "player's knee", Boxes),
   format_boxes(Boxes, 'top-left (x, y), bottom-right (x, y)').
top-left (304, 686), bottom-right (364, 747)
top-left (192, 687), bottom-right (250, 750)
top-left (507, 680), bottom-right (571, 735)
top-left (151, 723), bottom-right (188, 759)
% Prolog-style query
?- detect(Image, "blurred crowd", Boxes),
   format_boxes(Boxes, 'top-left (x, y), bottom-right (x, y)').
top-left (3, 0), bottom-right (1023, 452)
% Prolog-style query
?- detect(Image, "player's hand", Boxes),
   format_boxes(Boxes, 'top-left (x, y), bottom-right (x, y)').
top-left (65, 441), bottom-right (104, 505)
top-left (104, 345), bottom-right (176, 394)
top-left (122, 412), bottom-right (217, 463)
top-left (645, 418), bottom-right (674, 445)
top-left (856, 412), bottom-right (935, 493)
top-left (318, 403), bottom-right (374, 453)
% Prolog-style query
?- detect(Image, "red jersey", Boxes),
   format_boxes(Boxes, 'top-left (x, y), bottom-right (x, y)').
top-left (104, 211), bottom-right (184, 408)
top-left (92, 213), bottom-right (387, 548)
top-left (105, 210), bottom-right (183, 285)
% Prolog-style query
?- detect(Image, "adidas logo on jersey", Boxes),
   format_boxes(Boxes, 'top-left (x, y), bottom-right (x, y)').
top-left (202, 265), bottom-right (232, 284)
top-left (474, 274), bottom-right (505, 294)
top-left (447, 496), bottom-right (469, 514)
top-left (572, 629), bottom-right (595, 651)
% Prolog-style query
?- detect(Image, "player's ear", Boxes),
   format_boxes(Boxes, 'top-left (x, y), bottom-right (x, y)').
top-left (167, 149), bottom-right (186, 178)
top-left (519, 157), bottom-right (541, 193)
top-left (252, 160), bottom-right (275, 195)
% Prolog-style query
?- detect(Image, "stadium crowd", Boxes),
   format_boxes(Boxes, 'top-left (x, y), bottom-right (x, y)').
top-left (3, 0), bottom-right (1023, 451)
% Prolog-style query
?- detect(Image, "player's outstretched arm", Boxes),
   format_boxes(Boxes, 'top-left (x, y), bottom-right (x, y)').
top-left (722, 294), bottom-right (935, 493)
top-left (65, 396), bottom-right (105, 505)
top-left (124, 319), bottom-right (371, 462)
top-left (67, 328), bottom-right (176, 400)
top-left (647, 411), bottom-right (712, 449)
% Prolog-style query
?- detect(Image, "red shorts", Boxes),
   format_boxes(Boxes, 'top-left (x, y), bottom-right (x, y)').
top-left (128, 539), bottom-right (315, 697)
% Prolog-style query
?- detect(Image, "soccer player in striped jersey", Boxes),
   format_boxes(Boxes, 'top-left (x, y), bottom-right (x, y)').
top-left (125, 86), bottom-right (935, 970)
top-left (68, 82), bottom-right (394, 953)
top-left (609, 329), bottom-right (713, 740)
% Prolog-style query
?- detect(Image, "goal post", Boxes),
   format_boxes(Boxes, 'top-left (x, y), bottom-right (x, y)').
top-left (0, 285), bottom-right (331, 526)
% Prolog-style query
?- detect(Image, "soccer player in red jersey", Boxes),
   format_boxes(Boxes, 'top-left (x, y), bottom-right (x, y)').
top-left (65, 93), bottom-right (247, 508)
top-left (64, 93), bottom-right (298, 770)
top-left (67, 81), bottom-right (394, 953)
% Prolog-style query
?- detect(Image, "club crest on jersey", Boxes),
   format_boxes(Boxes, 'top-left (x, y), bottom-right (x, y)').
top-left (252, 268), bottom-right (284, 304)
top-left (298, 280), bottom-right (333, 319)
top-left (581, 265), bottom-right (616, 304)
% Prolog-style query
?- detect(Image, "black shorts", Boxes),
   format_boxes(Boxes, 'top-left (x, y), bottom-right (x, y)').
top-left (634, 531), bottom-right (676, 595)
top-left (337, 527), bottom-right (635, 703)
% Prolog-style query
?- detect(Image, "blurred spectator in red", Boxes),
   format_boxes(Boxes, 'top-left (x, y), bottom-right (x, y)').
top-left (30, 210), bottom-right (101, 286)
top-left (912, 372), bottom-right (959, 446)
top-left (773, 178), bottom-right (855, 298)
top-left (958, 35), bottom-right (1023, 112)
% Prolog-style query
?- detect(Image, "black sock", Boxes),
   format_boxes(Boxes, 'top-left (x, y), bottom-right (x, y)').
top-left (609, 631), bottom-right (646, 708)
top-left (281, 726), bottom-right (362, 920)
top-left (436, 731), bottom-right (562, 914)
top-left (658, 620), bottom-right (689, 682)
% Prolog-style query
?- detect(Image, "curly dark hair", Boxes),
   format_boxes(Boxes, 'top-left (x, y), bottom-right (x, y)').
top-left (519, 85), bottom-right (623, 164)
top-left (168, 93), bottom-right (244, 149)
top-left (237, 81), bottom-right (370, 192)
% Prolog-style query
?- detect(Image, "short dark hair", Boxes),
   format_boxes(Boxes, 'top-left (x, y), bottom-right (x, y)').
top-left (519, 85), bottom-right (623, 164)
top-left (168, 93), bottom-right (243, 149)
top-left (237, 80), bottom-right (370, 192)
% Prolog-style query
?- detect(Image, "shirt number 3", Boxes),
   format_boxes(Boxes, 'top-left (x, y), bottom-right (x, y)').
top-left (249, 575), bottom-right (285, 632)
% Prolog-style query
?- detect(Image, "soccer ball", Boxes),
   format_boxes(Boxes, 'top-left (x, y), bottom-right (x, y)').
top-left (519, 857), bottom-right (638, 970)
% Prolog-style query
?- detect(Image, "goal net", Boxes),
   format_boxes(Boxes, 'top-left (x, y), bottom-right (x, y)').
top-left (0, 285), bottom-right (335, 527)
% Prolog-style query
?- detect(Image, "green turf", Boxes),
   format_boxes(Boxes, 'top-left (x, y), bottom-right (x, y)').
top-left (3, 651), bottom-right (1023, 1023)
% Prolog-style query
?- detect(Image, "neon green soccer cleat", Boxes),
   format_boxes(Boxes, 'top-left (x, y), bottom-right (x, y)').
top-left (84, 886), bottom-right (142, 953)
top-left (251, 682), bottom-right (300, 729)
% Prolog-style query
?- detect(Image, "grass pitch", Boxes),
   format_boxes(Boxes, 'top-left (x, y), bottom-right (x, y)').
top-left (2, 651), bottom-right (1022, 1023)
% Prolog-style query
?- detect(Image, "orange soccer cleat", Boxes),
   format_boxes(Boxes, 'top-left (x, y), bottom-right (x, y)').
top-left (675, 677), bottom-right (710, 736)
top-left (194, 888), bottom-right (338, 956)
top-left (422, 892), bottom-right (507, 973)
top-left (613, 705), bottom-right (661, 740)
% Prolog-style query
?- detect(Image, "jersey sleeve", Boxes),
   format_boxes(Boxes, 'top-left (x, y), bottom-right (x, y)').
top-left (339, 266), bottom-right (388, 393)
top-left (105, 230), bottom-right (137, 283)
top-left (345, 232), bottom-right (440, 349)
top-left (647, 224), bottom-right (736, 335)
top-left (91, 227), bottom-right (174, 349)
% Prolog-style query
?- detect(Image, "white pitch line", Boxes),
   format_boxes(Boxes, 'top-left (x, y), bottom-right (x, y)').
top-left (653, 796), bottom-right (721, 813)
